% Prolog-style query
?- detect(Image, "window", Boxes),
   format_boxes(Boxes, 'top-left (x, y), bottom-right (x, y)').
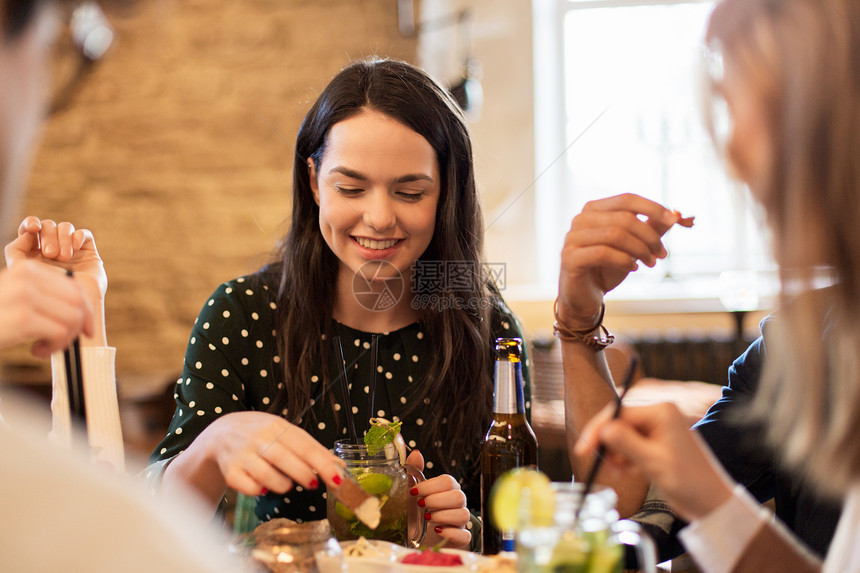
top-left (532, 0), bottom-right (776, 310)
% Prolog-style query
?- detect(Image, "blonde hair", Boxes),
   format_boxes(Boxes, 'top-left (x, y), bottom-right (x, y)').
top-left (707, 0), bottom-right (860, 497)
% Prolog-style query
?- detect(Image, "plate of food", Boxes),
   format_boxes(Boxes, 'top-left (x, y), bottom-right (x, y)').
top-left (340, 538), bottom-right (490, 572)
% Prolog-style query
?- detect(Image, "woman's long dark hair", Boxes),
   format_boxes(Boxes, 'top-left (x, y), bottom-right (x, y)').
top-left (268, 58), bottom-right (493, 469)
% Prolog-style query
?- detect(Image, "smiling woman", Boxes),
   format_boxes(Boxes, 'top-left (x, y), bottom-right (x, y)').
top-left (146, 58), bottom-right (530, 552)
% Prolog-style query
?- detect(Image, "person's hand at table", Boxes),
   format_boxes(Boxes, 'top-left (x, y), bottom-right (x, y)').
top-left (574, 401), bottom-right (735, 523)
top-left (405, 449), bottom-right (471, 549)
top-left (557, 193), bottom-right (693, 328)
top-left (165, 411), bottom-right (347, 506)
top-left (0, 217), bottom-right (107, 356)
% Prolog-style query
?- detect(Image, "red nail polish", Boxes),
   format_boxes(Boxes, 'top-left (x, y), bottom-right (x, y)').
top-left (434, 526), bottom-right (443, 535)
top-left (410, 487), bottom-right (419, 496)
top-left (333, 475), bottom-right (343, 486)
top-left (260, 487), bottom-right (268, 496)
top-left (309, 478), bottom-right (319, 490)
top-left (424, 512), bottom-right (432, 521)
top-left (418, 498), bottom-right (426, 507)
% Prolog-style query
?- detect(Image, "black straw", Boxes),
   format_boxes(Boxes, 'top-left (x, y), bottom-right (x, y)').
top-left (333, 335), bottom-right (359, 444)
top-left (368, 334), bottom-right (379, 418)
top-left (64, 270), bottom-right (87, 432)
top-left (574, 356), bottom-right (639, 524)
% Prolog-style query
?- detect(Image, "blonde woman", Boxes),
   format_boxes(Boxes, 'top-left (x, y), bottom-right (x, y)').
top-left (568, 0), bottom-right (860, 570)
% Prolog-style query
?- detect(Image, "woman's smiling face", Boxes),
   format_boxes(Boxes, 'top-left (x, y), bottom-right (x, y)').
top-left (308, 108), bottom-right (441, 284)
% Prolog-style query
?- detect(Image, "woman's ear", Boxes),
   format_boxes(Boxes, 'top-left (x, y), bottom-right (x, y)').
top-left (308, 158), bottom-right (320, 206)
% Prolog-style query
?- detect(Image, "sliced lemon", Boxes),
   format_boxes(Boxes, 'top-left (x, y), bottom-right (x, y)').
top-left (489, 467), bottom-right (555, 531)
top-left (355, 472), bottom-right (393, 496)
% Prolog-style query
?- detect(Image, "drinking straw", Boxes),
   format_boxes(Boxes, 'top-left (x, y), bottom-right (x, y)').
top-left (574, 356), bottom-right (639, 524)
top-left (368, 334), bottom-right (379, 418)
top-left (64, 270), bottom-right (88, 431)
top-left (333, 335), bottom-right (359, 444)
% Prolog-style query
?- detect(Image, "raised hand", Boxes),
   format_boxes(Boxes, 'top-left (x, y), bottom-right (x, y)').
top-left (405, 449), bottom-right (471, 549)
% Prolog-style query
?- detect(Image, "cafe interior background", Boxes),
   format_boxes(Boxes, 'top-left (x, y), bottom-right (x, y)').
top-left (0, 0), bottom-right (773, 474)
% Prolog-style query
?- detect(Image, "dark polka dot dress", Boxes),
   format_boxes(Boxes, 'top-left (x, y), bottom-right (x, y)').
top-left (149, 272), bottom-right (531, 526)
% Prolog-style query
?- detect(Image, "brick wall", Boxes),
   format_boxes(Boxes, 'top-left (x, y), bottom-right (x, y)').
top-left (5, 0), bottom-right (417, 388)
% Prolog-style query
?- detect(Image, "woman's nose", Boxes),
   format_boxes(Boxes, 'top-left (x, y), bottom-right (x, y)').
top-left (361, 192), bottom-right (397, 232)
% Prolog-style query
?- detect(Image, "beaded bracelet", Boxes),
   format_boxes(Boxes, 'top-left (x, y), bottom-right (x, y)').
top-left (552, 298), bottom-right (615, 349)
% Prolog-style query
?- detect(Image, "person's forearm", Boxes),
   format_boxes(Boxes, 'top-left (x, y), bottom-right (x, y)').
top-left (562, 340), bottom-right (649, 516)
top-left (731, 524), bottom-right (821, 573)
top-left (161, 429), bottom-right (228, 512)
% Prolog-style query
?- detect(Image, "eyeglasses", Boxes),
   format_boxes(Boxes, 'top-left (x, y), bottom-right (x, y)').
top-left (49, 1), bottom-right (114, 116)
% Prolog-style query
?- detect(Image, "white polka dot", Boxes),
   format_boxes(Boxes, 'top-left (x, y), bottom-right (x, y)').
top-left (222, 310), bottom-right (230, 318)
top-left (352, 406), bottom-right (359, 414)
top-left (197, 410), bottom-right (205, 416)
top-left (334, 403), bottom-right (342, 411)
top-left (269, 302), bottom-right (276, 309)
top-left (185, 379), bottom-right (190, 386)
top-left (363, 386), bottom-right (370, 394)
top-left (423, 397), bottom-right (430, 405)
top-left (385, 372), bottom-right (393, 380)
top-left (245, 289), bottom-right (254, 295)
top-left (354, 339), bottom-right (360, 347)
top-left (251, 312), bottom-right (259, 320)
top-left (318, 422), bottom-right (326, 430)
top-left (222, 337), bottom-right (230, 345)
top-left (225, 287), bottom-right (233, 294)
top-left (322, 492), bottom-right (327, 499)
top-left (260, 369), bottom-right (268, 378)
top-left (377, 365), bottom-right (384, 373)
top-left (175, 427), bottom-right (183, 435)
top-left (321, 333), bottom-right (327, 340)
top-left (190, 337), bottom-right (196, 344)
top-left (274, 356), bottom-right (281, 363)
top-left (310, 399), bottom-right (316, 406)
top-left (442, 418), bottom-right (448, 424)
top-left (451, 460), bottom-right (457, 467)
top-left (215, 407), bottom-right (222, 414)
top-left (209, 343), bottom-right (216, 350)
top-left (377, 410), bottom-right (385, 417)
top-left (262, 397), bottom-right (270, 405)
top-left (206, 382), bottom-right (214, 390)
top-left (296, 486), bottom-right (303, 492)
top-left (274, 508), bottom-right (280, 514)
top-left (416, 418), bottom-right (424, 426)
top-left (203, 322), bottom-right (210, 329)
top-left (400, 397), bottom-right (407, 404)
top-left (237, 277), bottom-right (245, 283)
top-left (426, 461), bottom-right (434, 469)
top-left (311, 375), bottom-right (319, 383)
top-left (232, 394), bottom-right (239, 401)
top-left (408, 440), bottom-right (416, 448)
top-left (195, 361), bottom-right (202, 369)
top-left (160, 448), bottom-right (167, 454)
top-left (221, 369), bottom-right (229, 377)
top-left (241, 329), bottom-right (249, 337)
top-left (342, 428), bottom-right (347, 435)
top-left (412, 355), bottom-right (419, 362)
top-left (207, 299), bottom-right (214, 306)
top-left (393, 353), bottom-right (401, 361)
top-left (417, 332), bottom-right (424, 339)
top-left (241, 358), bottom-right (249, 366)
top-left (256, 340), bottom-right (263, 348)
top-left (408, 376), bottom-right (414, 383)
top-left (179, 409), bottom-right (183, 416)
top-left (309, 505), bottom-right (317, 512)
top-left (189, 401), bottom-right (196, 408)
top-left (362, 341), bottom-right (370, 349)
top-left (284, 497), bottom-right (291, 504)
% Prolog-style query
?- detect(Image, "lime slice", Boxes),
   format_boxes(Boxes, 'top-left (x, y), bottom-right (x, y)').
top-left (335, 501), bottom-right (355, 520)
top-left (356, 472), bottom-right (393, 496)
top-left (489, 467), bottom-right (555, 531)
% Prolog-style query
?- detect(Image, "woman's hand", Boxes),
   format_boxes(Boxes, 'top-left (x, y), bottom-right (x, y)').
top-left (557, 194), bottom-right (691, 328)
top-left (0, 217), bottom-right (107, 355)
top-left (191, 411), bottom-right (346, 501)
top-left (575, 402), bottom-right (734, 523)
top-left (406, 450), bottom-right (471, 549)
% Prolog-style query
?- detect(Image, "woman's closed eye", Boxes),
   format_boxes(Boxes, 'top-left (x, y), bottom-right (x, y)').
top-left (396, 190), bottom-right (425, 202)
top-left (334, 186), bottom-right (363, 196)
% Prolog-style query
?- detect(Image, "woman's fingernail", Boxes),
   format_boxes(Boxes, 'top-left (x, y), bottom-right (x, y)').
top-left (333, 475), bottom-right (343, 486)
top-left (434, 526), bottom-right (443, 535)
top-left (410, 487), bottom-right (419, 496)
top-left (260, 487), bottom-right (268, 496)
top-left (418, 498), bottom-right (426, 508)
top-left (309, 478), bottom-right (319, 490)
top-left (424, 512), bottom-right (432, 521)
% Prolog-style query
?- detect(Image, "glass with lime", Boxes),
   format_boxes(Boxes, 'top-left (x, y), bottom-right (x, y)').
top-left (490, 469), bottom-right (657, 572)
top-left (327, 438), bottom-right (426, 547)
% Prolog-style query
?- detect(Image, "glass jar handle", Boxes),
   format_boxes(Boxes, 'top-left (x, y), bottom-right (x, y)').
top-left (610, 519), bottom-right (657, 573)
top-left (405, 463), bottom-right (427, 549)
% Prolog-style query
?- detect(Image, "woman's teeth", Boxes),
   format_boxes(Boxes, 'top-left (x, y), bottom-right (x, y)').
top-left (356, 238), bottom-right (398, 250)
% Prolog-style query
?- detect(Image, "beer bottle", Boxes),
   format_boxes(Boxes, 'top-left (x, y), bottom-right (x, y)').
top-left (480, 337), bottom-right (538, 554)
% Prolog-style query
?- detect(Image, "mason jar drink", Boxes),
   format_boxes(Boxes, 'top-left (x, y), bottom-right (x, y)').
top-left (516, 482), bottom-right (656, 573)
top-left (326, 440), bottom-right (426, 547)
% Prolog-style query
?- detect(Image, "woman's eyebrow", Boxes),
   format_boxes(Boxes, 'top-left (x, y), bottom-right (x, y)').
top-left (328, 166), bottom-right (434, 184)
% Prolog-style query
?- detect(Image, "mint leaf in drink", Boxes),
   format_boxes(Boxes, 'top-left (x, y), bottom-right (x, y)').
top-left (364, 418), bottom-right (403, 456)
